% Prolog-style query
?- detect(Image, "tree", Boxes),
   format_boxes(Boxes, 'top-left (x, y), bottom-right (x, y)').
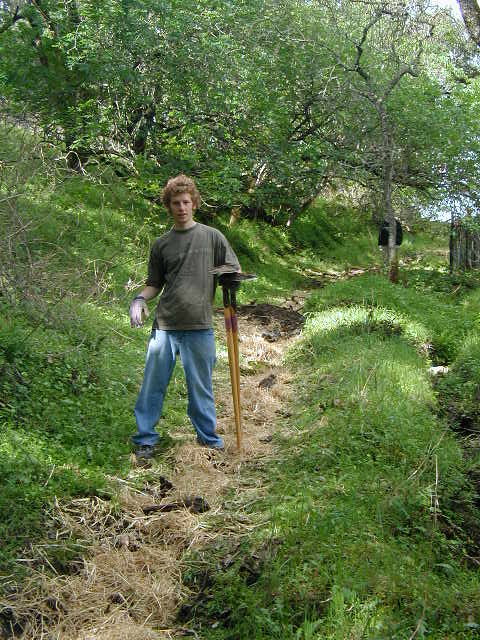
top-left (1, 0), bottom-right (479, 229)
top-left (306, 2), bottom-right (436, 279)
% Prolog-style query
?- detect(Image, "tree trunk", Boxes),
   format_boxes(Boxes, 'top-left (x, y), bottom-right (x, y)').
top-left (449, 212), bottom-right (455, 273)
top-left (378, 105), bottom-right (398, 282)
top-left (64, 133), bottom-right (89, 171)
top-left (286, 177), bottom-right (330, 227)
top-left (457, 0), bottom-right (480, 46)
top-left (127, 105), bottom-right (156, 155)
top-left (450, 219), bottom-right (480, 271)
top-left (229, 206), bottom-right (241, 226)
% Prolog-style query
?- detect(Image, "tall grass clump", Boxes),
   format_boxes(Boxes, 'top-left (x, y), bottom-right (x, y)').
top-left (304, 273), bottom-right (480, 364)
top-left (435, 287), bottom-right (480, 438)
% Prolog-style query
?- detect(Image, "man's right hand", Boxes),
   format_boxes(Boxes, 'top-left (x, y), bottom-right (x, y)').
top-left (130, 297), bottom-right (149, 327)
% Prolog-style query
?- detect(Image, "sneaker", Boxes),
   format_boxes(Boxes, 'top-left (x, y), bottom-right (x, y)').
top-left (135, 444), bottom-right (155, 460)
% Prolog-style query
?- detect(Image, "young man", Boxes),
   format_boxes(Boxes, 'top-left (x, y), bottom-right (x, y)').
top-left (129, 174), bottom-right (240, 460)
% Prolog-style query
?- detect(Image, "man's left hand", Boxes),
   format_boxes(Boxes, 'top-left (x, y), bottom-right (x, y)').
top-left (130, 297), bottom-right (149, 327)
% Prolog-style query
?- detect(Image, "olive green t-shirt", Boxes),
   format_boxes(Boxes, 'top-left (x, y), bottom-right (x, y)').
top-left (146, 223), bottom-right (240, 330)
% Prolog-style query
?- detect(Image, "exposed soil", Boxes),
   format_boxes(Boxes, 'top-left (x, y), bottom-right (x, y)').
top-left (1, 295), bottom-right (306, 640)
top-left (237, 301), bottom-right (305, 339)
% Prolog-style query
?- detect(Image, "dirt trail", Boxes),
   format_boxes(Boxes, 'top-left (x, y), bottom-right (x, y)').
top-left (2, 293), bottom-right (308, 640)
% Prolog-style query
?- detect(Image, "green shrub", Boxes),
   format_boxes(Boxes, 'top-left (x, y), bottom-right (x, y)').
top-left (287, 202), bottom-right (340, 250)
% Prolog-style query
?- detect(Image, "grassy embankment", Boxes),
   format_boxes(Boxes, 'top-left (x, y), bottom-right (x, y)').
top-left (2, 126), bottom-right (480, 638)
top-left (182, 259), bottom-right (480, 639)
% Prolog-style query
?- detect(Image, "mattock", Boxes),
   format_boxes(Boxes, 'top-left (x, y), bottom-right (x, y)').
top-left (210, 265), bottom-right (256, 451)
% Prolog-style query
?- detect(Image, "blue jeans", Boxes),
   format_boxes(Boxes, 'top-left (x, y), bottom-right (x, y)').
top-left (133, 329), bottom-right (223, 448)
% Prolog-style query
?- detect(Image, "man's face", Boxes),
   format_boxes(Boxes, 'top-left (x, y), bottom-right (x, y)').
top-left (169, 192), bottom-right (196, 229)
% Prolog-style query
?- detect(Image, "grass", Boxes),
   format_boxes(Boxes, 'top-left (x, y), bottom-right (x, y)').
top-left (436, 318), bottom-right (480, 436)
top-left (181, 271), bottom-right (480, 639)
top-left (2, 124), bottom-right (480, 638)
top-left (303, 271), bottom-right (480, 364)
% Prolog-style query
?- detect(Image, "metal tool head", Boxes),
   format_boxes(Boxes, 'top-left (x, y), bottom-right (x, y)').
top-left (209, 265), bottom-right (256, 288)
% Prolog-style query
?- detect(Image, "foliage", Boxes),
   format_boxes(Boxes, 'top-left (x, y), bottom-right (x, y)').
top-left (287, 199), bottom-right (366, 251)
top-left (1, 0), bottom-right (479, 219)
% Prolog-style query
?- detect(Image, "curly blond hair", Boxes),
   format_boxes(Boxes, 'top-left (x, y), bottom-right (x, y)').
top-left (161, 174), bottom-right (201, 210)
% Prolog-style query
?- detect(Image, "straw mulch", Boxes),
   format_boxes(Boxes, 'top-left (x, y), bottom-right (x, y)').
top-left (1, 494), bottom-right (183, 639)
top-left (1, 301), bottom-right (303, 639)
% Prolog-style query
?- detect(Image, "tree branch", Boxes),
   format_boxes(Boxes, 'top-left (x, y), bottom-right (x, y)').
top-left (30, 0), bottom-right (57, 35)
top-left (352, 10), bottom-right (383, 83)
